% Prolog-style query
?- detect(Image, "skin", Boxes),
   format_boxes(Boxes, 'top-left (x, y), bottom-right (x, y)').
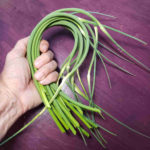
top-left (0, 37), bottom-right (58, 140)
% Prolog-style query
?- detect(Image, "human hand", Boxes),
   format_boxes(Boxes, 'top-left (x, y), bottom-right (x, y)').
top-left (0, 37), bottom-right (58, 114)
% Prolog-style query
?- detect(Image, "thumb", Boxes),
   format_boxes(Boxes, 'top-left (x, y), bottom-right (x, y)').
top-left (8, 37), bottom-right (29, 59)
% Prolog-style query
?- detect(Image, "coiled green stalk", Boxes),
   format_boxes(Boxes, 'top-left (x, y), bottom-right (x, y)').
top-left (0, 8), bottom-right (150, 148)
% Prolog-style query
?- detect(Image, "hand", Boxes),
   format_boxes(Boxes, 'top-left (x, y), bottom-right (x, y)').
top-left (0, 37), bottom-right (58, 114)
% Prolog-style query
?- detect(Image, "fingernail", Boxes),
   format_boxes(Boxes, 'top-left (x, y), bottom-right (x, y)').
top-left (34, 72), bottom-right (43, 80)
top-left (40, 79), bottom-right (46, 85)
top-left (34, 59), bottom-right (41, 67)
top-left (34, 61), bottom-right (39, 67)
top-left (42, 44), bottom-right (48, 51)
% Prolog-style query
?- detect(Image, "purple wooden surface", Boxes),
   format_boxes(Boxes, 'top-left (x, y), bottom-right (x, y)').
top-left (0, 0), bottom-right (150, 150)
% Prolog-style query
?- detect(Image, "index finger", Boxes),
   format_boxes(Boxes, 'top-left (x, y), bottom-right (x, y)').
top-left (40, 40), bottom-right (49, 53)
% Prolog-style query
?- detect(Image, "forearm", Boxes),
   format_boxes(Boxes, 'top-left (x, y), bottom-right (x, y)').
top-left (0, 81), bottom-right (22, 140)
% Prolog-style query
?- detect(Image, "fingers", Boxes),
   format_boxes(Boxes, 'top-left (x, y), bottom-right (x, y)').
top-left (34, 60), bottom-right (57, 80)
top-left (7, 38), bottom-right (49, 60)
top-left (34, 60), bottom-right (58, 85)
top-left (40, 40), bottom-right (49, 53)
top-left (34, 39), bottom-right (58, 85)
top-left (39, 71), bottom-right (58, 85)
top-left (34, 51), bottom-right (54, 69)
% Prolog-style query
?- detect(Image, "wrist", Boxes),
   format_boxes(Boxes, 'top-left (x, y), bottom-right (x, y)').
top-left (0, 77), bottom-right (23, 140)
top-left (0, 76), bottom-right (24, 116)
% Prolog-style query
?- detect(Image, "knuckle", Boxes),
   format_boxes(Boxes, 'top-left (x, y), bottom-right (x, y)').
top-left (20, 43), bottom-right (26, 49)
top-left (41, 71), bottom-right (46, 79)
top-left (51, 60), bottom-right (57, 67)
top-left (47, 51), bottom-right (54, 60)
top-left (40, 65), bottom-right (47, 73)
top-left (49, 50), bottom-right (54, 57)
top-left (6, 51), bottom-right (15, 60)
top-left (53, 71), bottom-right (59, 81)
top-left (34, 57), bottom-right (39, 64)
top-left (54, 71), bottom-right (59, 77)
top-left (16, 39), bottom-right (26, 49)
top-left (17, 39), bottom-right (22, 44)
top-left (6, 51), bottom-right (12, 57)
top-left (17, 39), bottom-right (24, 45)
top-left (53, 71), bottom-right (58, 77)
